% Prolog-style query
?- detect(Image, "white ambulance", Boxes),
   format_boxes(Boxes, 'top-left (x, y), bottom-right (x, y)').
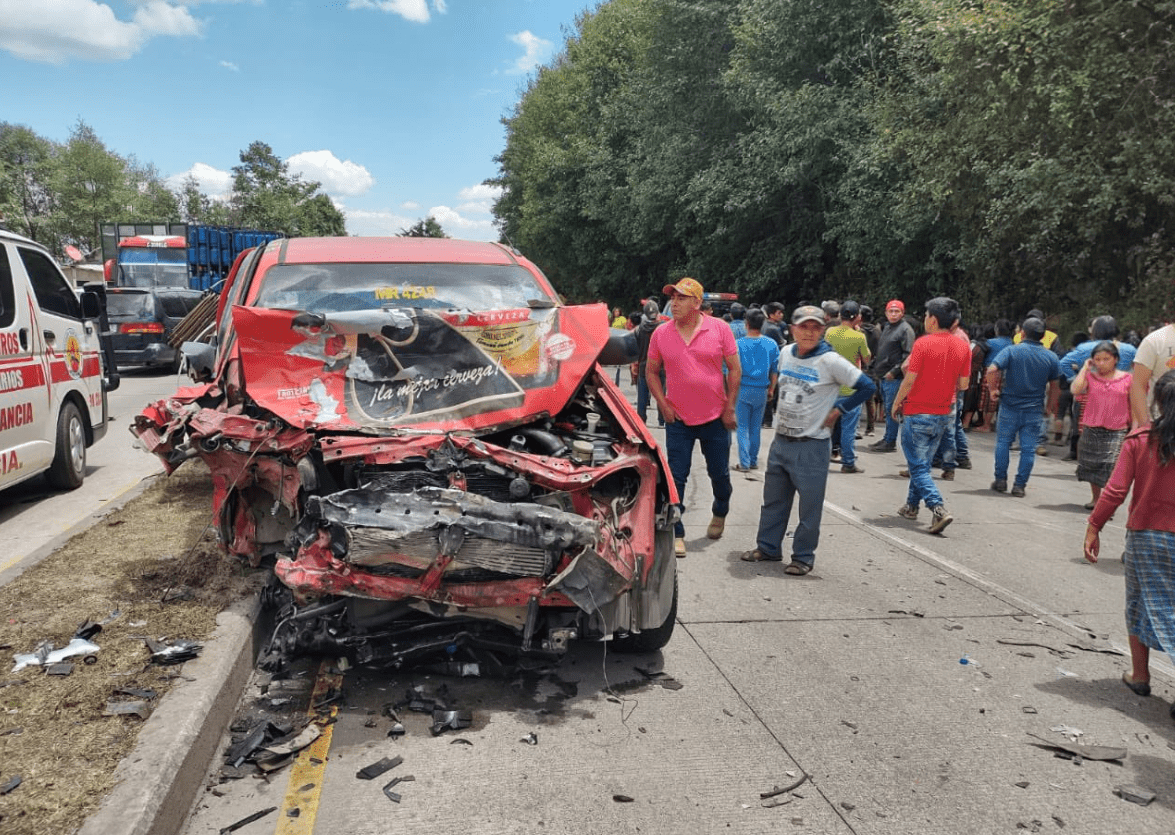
top-left (0, 228), bottom-right (115, 492)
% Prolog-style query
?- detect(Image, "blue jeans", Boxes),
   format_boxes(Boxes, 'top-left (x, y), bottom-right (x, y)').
top-left (936, 393), bottom-right (969, 470)
top-left (755, 435), bottom-right (831, 566)
top-left (902, 413), bottom-right (951, 510)
top-left (995, 407), bottom-right (1041, 487)
top-left (880, 378), bottom-right (901, 445)
top-left (838, 403), bottom-right (862, 466)
top-left (665, 418), bottom-right (733, 537)
top-left (637, 368), bottom-right (664, 425)
top-left (736, 387), bottom-right (769, 468)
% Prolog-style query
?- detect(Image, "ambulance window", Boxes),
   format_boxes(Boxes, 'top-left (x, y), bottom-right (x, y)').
top-left (19, 247), bottom-right (83, 320)
top-left (0, 246), bottom-right (15, 328)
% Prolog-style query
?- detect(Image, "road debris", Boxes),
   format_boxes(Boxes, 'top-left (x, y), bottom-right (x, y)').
top-left (11, 636), bottom-right (101, 672)
top-left (613, 794), bottom-right (634, 803)
top-left (382, 775), bottom-right (415, 803)
top-left (1114, 784), bottom-right (1156, 806)
top-left (145, 637), bottom-right (202, 665)
top-left (0, 775), bottom-right (21, 795)
top-left (1026, 733), bottom-right (1127, 762)
top-left (634, 667), bottom-right (684, 690)
top-left (356, 755), bottom-right (403, 780)
top-left (519, 731), bottom-right (538, 745)
top-left (103, 700), bottom-right (152, 720)
top-left (219, 806), bottom-right (277, 834)
top-left (761, 773), bottom-right (809, 799)
top-left (430, 709), bottom-right (472, 736)
top-left (260, 724), bottom-right (322, 758)
top-left (46, 663), bottom-right (74, 676)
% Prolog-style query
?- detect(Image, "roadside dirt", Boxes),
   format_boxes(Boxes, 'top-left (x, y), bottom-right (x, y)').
top-left (0, 462), bottom-right (265, 835)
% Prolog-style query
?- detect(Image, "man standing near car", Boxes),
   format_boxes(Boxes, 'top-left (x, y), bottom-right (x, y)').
top-left (824, 300), bottom-right (871, 473)
top-left (869, 299), bottom-right (915, 453)
top-left (647, 278), bottom-right (741, 557)
top-left (891, 297), bottom-right (971, 534)
top-left (761, 302), bottom-right (787, 427)
top-left (741, 305), bottom-right (875, 575)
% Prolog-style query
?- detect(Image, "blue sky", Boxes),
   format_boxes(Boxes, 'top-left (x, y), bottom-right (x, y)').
top-left (0, 0), bottom-right (597, 240)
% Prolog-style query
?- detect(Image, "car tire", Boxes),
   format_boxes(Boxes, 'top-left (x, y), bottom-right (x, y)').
top-left (612, 572), bottom-right (677, 654)
top-left (46, 401), bottom-right (86, 490)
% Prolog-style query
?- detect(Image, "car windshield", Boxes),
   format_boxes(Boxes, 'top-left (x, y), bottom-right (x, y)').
top-left (252, 263), bottom-right (552, 313)
top-left (105, 291), bottom-right (154, 318)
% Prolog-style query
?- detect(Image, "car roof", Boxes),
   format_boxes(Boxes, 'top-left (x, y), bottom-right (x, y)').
top-left (274, 236), bottom-right (524, 266)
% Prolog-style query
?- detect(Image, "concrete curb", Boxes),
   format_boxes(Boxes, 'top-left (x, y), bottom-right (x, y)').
top-left (78, 593), bottom-right (265, 835)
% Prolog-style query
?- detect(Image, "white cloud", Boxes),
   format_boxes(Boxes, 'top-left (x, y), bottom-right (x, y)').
top-left (506, 30), bottom-right (551, 75)
top-left (346, 0), bottom-right (431, 24)
top-left (0, 0), bottom-right (202, 63)
top-left (401, 201), bottom-right (421, 210)
top-left (287, 150), bottom-right (375, 197)
top-left (219, 60), bottom-right (239, 71)
top-left (427, 205), bottom-right (498, 240)
top-left (165, 162), bottom-right (233, 200)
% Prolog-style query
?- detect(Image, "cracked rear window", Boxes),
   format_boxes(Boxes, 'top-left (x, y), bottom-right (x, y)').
top-left (252, 263), bottom-right (552, 313)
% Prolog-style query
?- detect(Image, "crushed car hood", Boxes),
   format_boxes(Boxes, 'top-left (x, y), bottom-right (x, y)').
top-left (231, 304), bottom-right (610, 433)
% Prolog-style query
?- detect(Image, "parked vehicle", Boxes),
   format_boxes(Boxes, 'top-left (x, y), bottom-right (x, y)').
top-left (0, 228), bottom-right (115, 493)
top-left (105, 286), bottom-right (205, 370)
top-left (132, 237), bottom-right (678, 670)
top-left (98, 221), bottom-right (282, 291)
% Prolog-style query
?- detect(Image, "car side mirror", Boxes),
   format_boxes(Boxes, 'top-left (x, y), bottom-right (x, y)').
top-left (80, 291), bottom-right (102, 320)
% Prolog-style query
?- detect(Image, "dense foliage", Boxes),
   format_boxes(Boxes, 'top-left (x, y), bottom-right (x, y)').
top-left (492, 0), bottom-right (1175, 330)
top-left (0, 127), bottom-right (345, 257)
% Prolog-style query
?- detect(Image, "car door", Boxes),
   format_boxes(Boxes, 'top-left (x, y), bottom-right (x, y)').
top-left (0, 240), bottom-right (54, 488)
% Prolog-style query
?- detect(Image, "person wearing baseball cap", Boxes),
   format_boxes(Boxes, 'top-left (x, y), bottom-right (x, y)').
top-left (742, 304), bottom-right (875, 575)
top-left (869, 299), bottom-right (916, 452)
top-left (647, 277), bottom-right (741, 557)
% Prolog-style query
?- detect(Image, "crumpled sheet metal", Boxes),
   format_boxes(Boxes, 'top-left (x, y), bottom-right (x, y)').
top-left (12, 637), bottom-right (100, 673)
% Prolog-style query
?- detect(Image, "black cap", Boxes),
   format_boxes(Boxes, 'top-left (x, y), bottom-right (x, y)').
top-left (840, 300), bottom-right (861, 320)
top-left (1021, 317), bottom-right (1046, 341)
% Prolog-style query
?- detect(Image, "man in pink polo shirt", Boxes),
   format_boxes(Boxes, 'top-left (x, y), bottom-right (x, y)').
top-left (647, 278), bottom-right (742, 557)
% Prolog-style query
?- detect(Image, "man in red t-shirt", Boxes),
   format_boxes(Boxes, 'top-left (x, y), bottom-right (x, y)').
top-left (890, 297), bottom-right (972, 534)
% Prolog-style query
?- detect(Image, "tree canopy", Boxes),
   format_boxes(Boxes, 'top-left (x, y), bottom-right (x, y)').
top-left (400, 216), bottom-right (448, 237)
top-left (493, 0), bottom-right (1175, 329)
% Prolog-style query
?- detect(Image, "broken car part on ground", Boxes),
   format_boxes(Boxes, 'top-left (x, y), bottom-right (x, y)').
top-left (133, 237), bottom-right (679, 673)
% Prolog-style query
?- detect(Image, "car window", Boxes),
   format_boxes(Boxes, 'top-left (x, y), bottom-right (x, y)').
top-left (0, 246), bottom-right (14, 328)
top-left (105, 291), bottom-right (155, 318)
top-left (252, 263), bottom-right (551, 313)
top-left (158, 294), bottom-right (200, 318)
top-left (19, 246), bottom-right (83, 320)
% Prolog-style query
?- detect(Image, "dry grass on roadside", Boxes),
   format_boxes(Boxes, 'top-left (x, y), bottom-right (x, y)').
top-left (0, 462), bottom-right (265, 835)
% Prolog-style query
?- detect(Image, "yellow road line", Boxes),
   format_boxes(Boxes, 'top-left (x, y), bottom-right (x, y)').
top-left (275, 660), bottom-right (343, 834)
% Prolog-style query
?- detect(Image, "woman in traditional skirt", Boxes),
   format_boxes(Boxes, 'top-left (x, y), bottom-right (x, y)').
top-left (1071, 341), bottom-right (1132, 510)
top-left (1084, 369), bottom-right (1175, 704)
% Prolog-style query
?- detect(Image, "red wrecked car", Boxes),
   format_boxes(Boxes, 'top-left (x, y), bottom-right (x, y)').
top-left (133, 237), bottom-right (678, 670)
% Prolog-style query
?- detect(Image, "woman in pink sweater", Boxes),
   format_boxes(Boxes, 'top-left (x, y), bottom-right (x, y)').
top-left (1085, 370), bottom-right (1175, 703)
top-left (1071, 341), bottom-right (1132, 509)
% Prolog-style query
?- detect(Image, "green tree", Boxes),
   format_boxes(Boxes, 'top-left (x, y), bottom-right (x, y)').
top-left (177, 173), bottom-right (231, 225)
top-left (230, 141), bottom-right (346, 236)
top-left (0, 123), bottom-right (56, 243)
top-left (50, 120), bottom-right (133, 254)
top-left (400, 216), bottom-right (448, 237)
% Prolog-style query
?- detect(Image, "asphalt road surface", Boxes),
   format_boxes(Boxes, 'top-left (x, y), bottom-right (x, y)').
top-left (179, 391), bottom-right (1175, 835)
top-left (0, 366), bottom-right (182, 585)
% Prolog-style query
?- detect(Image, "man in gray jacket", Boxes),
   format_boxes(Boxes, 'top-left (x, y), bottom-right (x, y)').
top-left (868, 299), bottom-right (916, 453)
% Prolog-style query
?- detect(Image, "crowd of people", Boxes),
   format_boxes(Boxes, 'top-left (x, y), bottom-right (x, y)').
top-left (611, 283), bottom-right (1175, 711)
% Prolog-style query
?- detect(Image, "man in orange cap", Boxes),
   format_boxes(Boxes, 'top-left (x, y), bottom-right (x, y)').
top-left (647, 277), bottom-right (741, 557)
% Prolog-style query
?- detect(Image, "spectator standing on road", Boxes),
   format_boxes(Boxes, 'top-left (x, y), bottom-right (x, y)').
top-left (985, 317), bottom-right (1061, 497)
top-left (1130, 321), bottom-right (1175, 428)
top-left (760, 302), bottom-right (788, 428)
top-left (1071, 341), bottom-right (1132, 510)
top-left (891, 297), bottom-right (971, 534)
top-left (733, 309), bottom-right (779, 471)
top-left (869, 300), bottom-right (916, 453)
top-left (1059, 316), bottom-right (1136, 457)
top-left (825, 300), bottom-right (871, 473)
top-left (859, 305), bottom-right (881, 436)
top-left (1084, 370), bottom-right (1175, 704)
top-left (979, 319), bottom-right (1015, 432)
top-left (633, 300), bottom-right (664, 426)
top-left (741, 306), bottom-right (875, 575)
top-left (647, 278), bottom-right (741, 558)
top-left (729, 303), bottom-right (748, 340)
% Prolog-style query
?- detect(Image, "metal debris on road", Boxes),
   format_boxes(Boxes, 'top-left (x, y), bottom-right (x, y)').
top-left (11, 637), bottom-right (101, 672)
top-left (1026, 733), bottom-right (1127, 762)
top-left (761, 773), bottom-right (809, 799)
top-left (634, 667), bottom-right (684, 690)
top-left (218, 806), bottom-right (277, 834)
top-left (430, 709), bottom-right (472, 736)
top-left (0, 775), bottom-right (21, 795)
top-left (144, 637), bottom-right (202, 665)
top-left (103, 700), bottom-right (152, 720)
top-left (519, 731), bottom-right (538, 745)
top-left (356, 755), bottom-right (403, 780)
top-left (46, 663), bottom-right (74, 676)
top-left (613, 794), bottom-right (634, 803)
top-left (382, 775), bottom-right (415, 803)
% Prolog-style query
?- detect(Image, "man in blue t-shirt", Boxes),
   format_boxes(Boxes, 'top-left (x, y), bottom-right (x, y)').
top-left (985, 317), bottom-right (1061, 496)
top-left (734, 308), bottom-right (780, 471)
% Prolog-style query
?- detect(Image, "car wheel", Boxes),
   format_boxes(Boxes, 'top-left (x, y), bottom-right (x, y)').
top-left (46, 401), bottom-right (86, 490)
top-left (612, 571), bottom-right (677, 654)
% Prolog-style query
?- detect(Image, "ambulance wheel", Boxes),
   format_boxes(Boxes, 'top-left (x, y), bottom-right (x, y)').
top-left (47, 402), bottom-right (86, 490)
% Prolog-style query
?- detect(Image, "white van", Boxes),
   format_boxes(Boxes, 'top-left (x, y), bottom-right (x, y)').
top-left (0, 228), bottom-right (115, 492)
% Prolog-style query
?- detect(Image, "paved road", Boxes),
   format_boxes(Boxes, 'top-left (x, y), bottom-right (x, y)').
top-left (0, 367), bottom-right (181, 584)
top-left (179, 401), bottom-right (1175, 835)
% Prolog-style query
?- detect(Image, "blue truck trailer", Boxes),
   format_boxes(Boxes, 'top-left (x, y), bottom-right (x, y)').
top-left (98, 221), bottom-right (282, 290)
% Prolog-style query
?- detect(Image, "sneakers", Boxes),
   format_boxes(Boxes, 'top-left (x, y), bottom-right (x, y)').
top-left (928, 505), bottom-right (954, 534)
top-left (899, 469), bottom-right (910, 478)
top-left (733, 463), bottom-right (747, 472)
top-left (956, 457), bottom-right (972, 470)
top-left (940, 469), bottom-right (955, 481)
top-left (674, 537), bottom-right (686, 558)
top-left (1010, 484), bottom-right (1026, 497)
top-left (991, 479), bottom-right (1007, 493)
top-left (897, 504), bottom-right (919, 519)
top-left (869, 440), bottom-right (896, 452)
top-left (1036, 446), bottom-right (1048, 456)
top-left (706, 515), bottom-right (726, 539)
top-left (840, 463), bottom-right (865, 474)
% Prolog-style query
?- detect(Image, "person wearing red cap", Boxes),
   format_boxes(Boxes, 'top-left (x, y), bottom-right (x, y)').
top-left (647, 277), bottom-right (741, 557)
top-left (868, 299), bottom-right (915, 453)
